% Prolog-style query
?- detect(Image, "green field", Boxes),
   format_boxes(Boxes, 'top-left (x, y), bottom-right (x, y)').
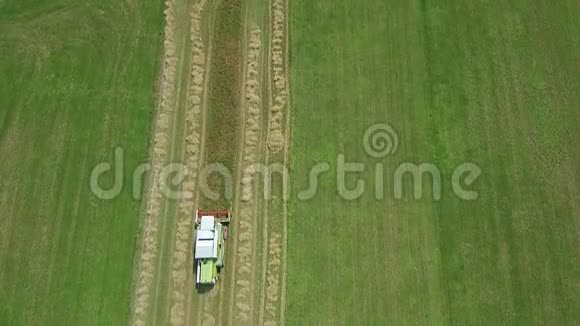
top-left (0, 1), bottom-right (163, 324)
top-left (287, 0), bottom-right (580, 325)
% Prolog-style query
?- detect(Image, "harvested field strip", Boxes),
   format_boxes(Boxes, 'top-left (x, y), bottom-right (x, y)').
top-left (182, 1), bottom-right (220, 325)
top-left (168, 0), bottom-right (209, 325)
top-left (226, 26), bottom-right (264, 325)
top-left (278, 0), bottom-right (290, 319)
top-left (130, 0), bottom-right (204, 324)
top-left (257, 0), bottom-right (289, 324)
top-left (150, 27), bottom-right (190, 326)
top-left (131, 0), bottom-right (180, 324)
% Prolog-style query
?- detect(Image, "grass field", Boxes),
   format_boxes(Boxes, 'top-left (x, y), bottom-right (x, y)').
top-left (287, 0), bottom-right (580, 324)
top-left (0, 0), bottom-right (164, 324)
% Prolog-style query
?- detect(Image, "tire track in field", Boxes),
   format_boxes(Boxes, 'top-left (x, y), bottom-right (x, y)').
top-left (258, 0), bottom-right (289, 324)
top-left (168, 0), bottom-right (209, 324)
top-left (131, 1), bottom-right (179, 324)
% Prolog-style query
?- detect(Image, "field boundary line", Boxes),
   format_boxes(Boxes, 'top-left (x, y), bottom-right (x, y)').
top-left (279, 0), bottom-right (290, 321)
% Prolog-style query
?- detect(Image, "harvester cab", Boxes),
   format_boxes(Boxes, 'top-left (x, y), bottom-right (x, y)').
top-left (193, 209), bottom-right (230, 285)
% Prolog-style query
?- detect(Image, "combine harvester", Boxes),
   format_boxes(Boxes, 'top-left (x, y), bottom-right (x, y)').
top-left (193, 209), bottom-right (230, 285)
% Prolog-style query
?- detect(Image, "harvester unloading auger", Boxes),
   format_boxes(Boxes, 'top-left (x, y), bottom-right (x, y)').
top-left (193, 209), bottom-right (230, 285)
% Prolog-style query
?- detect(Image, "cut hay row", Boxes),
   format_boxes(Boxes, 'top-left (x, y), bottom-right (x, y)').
top-left (262, 232), bottom-right (283, 326)
top-left (230, 26), bottom-right (264, 324)
top-left (266, 0), bottom-right (288, 154)
top-left (260, 0), bottom-right (289, 324)
top-left (168, 1), bottom-right (208, 325)
top-left (131, 1), bottom-right (178, 325)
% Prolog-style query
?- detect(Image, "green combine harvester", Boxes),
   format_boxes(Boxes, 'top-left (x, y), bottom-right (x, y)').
top-left (194, 209), bottom-right (230, 285)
